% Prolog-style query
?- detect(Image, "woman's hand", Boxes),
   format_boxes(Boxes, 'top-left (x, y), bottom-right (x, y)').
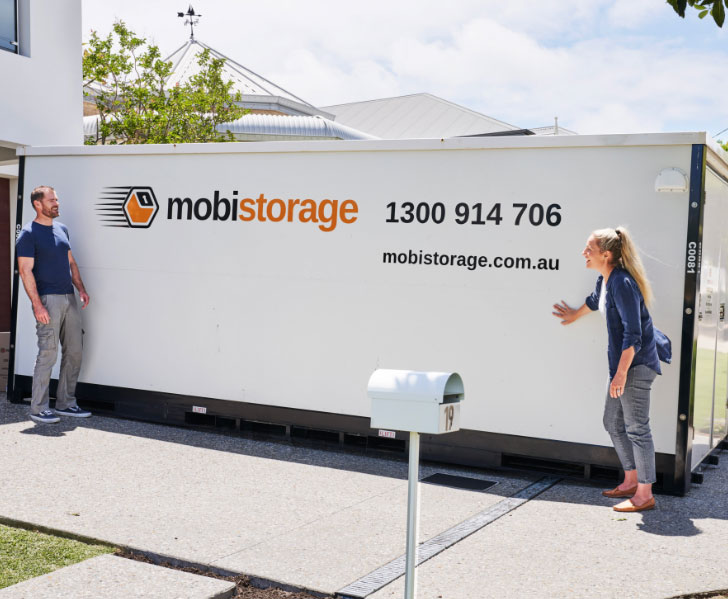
top-left (552, 301), bottom-right (581, 325)
top-left (610, 371), bottom-right (627, 398)
top-left (610, 348), bottom-right (635, 398)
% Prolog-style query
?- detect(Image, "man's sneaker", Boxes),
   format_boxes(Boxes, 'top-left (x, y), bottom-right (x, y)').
top-left (54, 406), bottom-right (92, 418)
top-left (30, 410), bottom-right (60, 424)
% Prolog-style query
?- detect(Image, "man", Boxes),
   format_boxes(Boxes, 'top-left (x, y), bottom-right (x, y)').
top-left (16, 185), bottom-right (92, 424)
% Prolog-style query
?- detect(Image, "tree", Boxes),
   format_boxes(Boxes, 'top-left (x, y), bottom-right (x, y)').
top-left (83, 21), bottom-right (245, 144)
top-left (667, 0), bottom-right (727, 27)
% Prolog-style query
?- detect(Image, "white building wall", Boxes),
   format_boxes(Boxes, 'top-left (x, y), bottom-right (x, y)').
top-left (0, 0), bottom-right (81, 348)
top-left (0, 0), bottom-right (82, 148)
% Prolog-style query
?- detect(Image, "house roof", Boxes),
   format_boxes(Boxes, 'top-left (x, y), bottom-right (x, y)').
top-left (321, 93), bottom-right (525, 140)
top-left (217, 114), bottom-right (378, 140)
top-left (83, 113), bottom-right (377, 141)
top-left (530, 125), bottom-right (577, 136)
top-left (165, 39), bottom-right (332, 118)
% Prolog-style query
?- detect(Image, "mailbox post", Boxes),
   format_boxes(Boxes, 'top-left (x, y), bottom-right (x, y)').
top-left (368, 370), bottom-right (464, 599)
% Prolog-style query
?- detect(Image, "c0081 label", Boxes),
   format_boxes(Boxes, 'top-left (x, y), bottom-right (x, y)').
top-left (192, 406), bottom-right (207, 414)
top-left (378, 429), bottom-right (396, 439)
top-left (686, 241), bottom-right (698, 275)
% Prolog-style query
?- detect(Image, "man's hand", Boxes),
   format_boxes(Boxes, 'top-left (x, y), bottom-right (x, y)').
top-left (68, 251), bottom-right (89, 308)
top-left (33, 303), bottom-right (50, 325)
top-left (552, 301), bottom-right (580, 325)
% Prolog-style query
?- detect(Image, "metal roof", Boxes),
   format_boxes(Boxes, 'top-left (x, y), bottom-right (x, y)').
top-left (321, 93), bottom-right (523, 140)
top-left (218, 114), bottom-right (378, 140)
top-left (165, 40), bottom-right (331, 118)
top-left (530, 125), bottom-right (578, 136)
top-left (83, 116), bottom-right (99, 137)
top-left (83, 114), bottom-right (377, 141)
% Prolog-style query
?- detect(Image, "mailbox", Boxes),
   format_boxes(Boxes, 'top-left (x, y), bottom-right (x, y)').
top-left (368, 369), bottom-right (464, 435)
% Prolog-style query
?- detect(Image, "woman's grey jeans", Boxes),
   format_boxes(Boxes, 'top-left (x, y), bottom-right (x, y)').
top-left (603, 364), bottom-right (658, 485)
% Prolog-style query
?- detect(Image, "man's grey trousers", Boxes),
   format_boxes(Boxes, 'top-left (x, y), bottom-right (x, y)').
top-left (31, 293), bottom-right (82, 414)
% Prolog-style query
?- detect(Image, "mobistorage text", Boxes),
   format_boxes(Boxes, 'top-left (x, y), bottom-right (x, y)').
top-left (383, 249), bottom-right (560, 271)
top-left (167, 191), bottom-right (358, 232)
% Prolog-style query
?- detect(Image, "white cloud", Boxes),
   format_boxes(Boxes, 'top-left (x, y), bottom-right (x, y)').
top-left (82, 0), bottom-right (728, 135)
top-left (268, 50), bottom-right (400, 107)
top-left (607, 0), bottom-right (663, 29)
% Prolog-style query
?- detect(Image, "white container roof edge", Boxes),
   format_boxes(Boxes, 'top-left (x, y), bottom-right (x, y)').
top-left (16, 131), bottom-right (723, 158)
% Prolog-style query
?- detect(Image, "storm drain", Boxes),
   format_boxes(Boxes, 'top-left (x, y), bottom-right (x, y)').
top-left (421, 473), bottom-right (497, 491)
top-left (337, 476), bottom-right (560, 598)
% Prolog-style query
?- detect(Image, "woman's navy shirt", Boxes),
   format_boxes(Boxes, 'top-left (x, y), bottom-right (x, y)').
top-left (585, 269), bottom-right (661, 379)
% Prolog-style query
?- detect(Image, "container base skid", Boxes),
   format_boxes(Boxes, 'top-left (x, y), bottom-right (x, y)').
top-left (10, 375), bottom-right (713, 496)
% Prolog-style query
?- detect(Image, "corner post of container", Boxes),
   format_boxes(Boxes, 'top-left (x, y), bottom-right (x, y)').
top-left (7, 153), bottom-right (25, 403)
top-left (673, 143), bottom-right (706, 493)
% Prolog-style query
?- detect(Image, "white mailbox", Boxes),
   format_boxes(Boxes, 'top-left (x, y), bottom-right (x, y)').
top-left (368, 369), bottom-right (465, 599)
top-left (368, 369), bottom-right (464, 435)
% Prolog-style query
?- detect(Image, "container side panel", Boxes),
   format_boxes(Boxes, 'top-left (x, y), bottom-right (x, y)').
top-left (691, 186), bottom-right (720, 468)
top-left (707, 169), bottom-right (728, 449)
top-left (14, 145), bottom-right (690, 453)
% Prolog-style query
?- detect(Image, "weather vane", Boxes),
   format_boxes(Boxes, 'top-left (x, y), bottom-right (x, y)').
top-left (177, 5), bottom-right (202, 40)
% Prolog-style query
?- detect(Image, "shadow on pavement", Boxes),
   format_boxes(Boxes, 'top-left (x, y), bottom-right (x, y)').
top-left (1, 396), bottom-right (81, 436)
top-left (18, 420), bottom-right (81, 437)
top-left (1, 395), bottom-right (528, 496)
top-left (637, 510), bottom-right (703, 537)
top-left (0, 397), bottom-right (31, 426)
top-left (4, 393), bottom-right (727, 528)
top-left (508, 449), bottom-right (728, 537)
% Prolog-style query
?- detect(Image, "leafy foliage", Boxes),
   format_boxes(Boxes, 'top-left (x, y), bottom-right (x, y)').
top-left (667, 0), bottom-right (727, 27)
top-left (83, 21), bottom-right (245, 144)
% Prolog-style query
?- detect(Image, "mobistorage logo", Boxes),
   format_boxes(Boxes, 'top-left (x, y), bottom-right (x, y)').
top-left (96, 187), bottom-right (159, 228)
top-left (98, 187), bottom-right (359, 233)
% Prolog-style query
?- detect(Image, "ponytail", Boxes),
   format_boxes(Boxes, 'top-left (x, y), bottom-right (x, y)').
top-left (592, 226), bottom-right (654, 307)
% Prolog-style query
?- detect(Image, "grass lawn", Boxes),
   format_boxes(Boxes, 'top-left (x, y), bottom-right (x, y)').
top-left (0, 523), bottom-right (114, 589)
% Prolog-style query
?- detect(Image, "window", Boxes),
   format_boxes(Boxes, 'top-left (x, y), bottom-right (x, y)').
top-left (0, 0), bottom-right (18, 54)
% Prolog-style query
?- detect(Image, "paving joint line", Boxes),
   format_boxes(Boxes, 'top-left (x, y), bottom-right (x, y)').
top-left (0, 515), bottom-right (115, 549)
top-left (118, 547), bottom-right (332, 598)
top-left (0, 515), bottom-right (331, 598)
top-left (336, 475), bottom-right (562, 598)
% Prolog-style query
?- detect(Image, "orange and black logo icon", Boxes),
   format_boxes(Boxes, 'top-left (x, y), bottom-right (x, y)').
top-left (96, 186), bottom-right (159, 228)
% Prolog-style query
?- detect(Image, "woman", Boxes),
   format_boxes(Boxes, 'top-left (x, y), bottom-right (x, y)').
top-left (553, 227), bottom-right (670, 512)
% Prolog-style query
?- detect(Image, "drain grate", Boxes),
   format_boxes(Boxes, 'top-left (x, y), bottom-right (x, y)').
top-left (337, 476), bottom-right (561, 598)
top-left (421, 473), bottom-right (497, 492)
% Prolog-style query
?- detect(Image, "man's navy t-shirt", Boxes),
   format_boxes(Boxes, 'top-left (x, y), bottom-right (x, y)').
top-left (15, 221), bottom-right (74, 295)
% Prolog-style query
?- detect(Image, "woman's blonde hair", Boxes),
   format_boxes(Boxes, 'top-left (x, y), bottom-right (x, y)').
top-left (592, 226), bottom-right (653, 307)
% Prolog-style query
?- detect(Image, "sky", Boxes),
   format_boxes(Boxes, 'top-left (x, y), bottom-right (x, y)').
top-left (82, 0), bottom-right (728, 137)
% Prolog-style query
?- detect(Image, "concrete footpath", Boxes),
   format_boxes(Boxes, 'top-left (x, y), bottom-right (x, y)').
top-left (1, 395), bottom-right (727, 599)
top-left (0, 554), bottom-right (235, 599)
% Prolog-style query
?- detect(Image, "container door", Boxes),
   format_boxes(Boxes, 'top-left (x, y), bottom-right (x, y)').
top-left (692, 244), bottom-right (719, 469)
top-left (708, 169), bottom-right (728, 448)
top-left (713, 243), bottom-right (728, 447)
top-left (693, 168), bottom-right (728, 469)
